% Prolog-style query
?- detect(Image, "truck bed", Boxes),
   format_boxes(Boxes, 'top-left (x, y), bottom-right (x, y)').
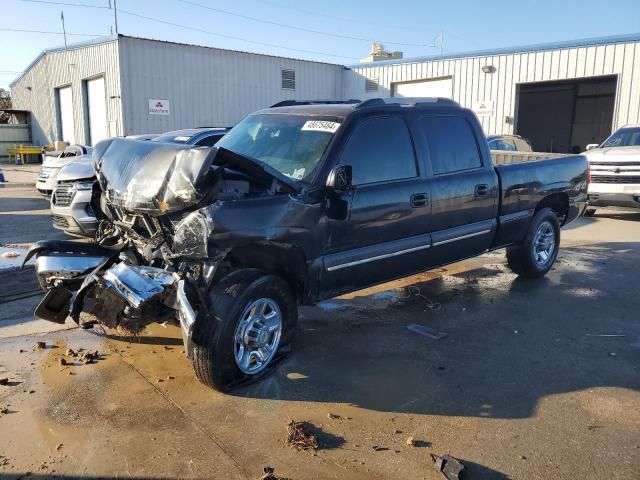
top-left (492, 154), bottom-right (589, 247)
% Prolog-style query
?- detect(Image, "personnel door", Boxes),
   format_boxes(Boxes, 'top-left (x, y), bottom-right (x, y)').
top-left (86, 76), bottom-right (108, 146)
top-left (321, 114), bottom-right (432, 298)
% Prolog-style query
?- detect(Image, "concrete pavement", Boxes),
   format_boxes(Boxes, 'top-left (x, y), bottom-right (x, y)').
top-left (0, 173), bottom-right (638, 479)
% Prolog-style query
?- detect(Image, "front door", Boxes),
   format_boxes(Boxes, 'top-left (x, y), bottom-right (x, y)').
top-left (320, 114), bottom-right (432, 298)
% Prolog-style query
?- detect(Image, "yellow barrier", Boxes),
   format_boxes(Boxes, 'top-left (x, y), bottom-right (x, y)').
top-left (7, 144), bottom-right (42, 164)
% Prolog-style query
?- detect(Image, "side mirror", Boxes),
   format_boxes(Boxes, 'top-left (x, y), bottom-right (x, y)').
top-left (326, 165), bottom-right (352, 191)
top-left (586, 144), bottom-right (599, 151)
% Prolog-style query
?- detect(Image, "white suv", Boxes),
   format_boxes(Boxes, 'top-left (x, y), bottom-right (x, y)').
top-left (584, 125), bottom-right (640, 215)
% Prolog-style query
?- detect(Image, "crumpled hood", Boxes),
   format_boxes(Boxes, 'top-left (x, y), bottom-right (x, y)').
top-left (56, 155), bottom-right (95, 182)
top-left (93, 138), bottom-right (217, 216)
top-left (584, 146), bottom-right (640, 162)
top-left (42, 156), bottom-right (78, 169)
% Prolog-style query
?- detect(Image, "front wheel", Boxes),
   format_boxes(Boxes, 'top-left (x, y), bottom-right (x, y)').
top-left (506, 208), bottom-right (560, 278)
top-left (191, 269), bottom-right (297, 391)
top-left (584, 208), bottom-right (597, 217)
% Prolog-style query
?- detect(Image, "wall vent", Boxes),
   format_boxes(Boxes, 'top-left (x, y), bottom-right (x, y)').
top-left (365, 77), bottom-right (379, 92)
top-left (281, 69), bottom-right (296, 90)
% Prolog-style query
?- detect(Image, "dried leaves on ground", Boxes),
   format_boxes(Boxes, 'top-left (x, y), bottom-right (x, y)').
top-left (286, 419), bottom-right (319, 451)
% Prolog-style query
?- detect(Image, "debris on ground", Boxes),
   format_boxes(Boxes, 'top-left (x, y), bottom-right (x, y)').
top-left (56, 444), bottom-right (63, 451)
top-left (258, 466), bottom-right (290, 480)
top-left (58, 358), bottom-right (67, 366)
top-left (327, 413), bottom-right (341, 420)
top-left (0, 251), bottom-right (20, 259)
top-left (406, 324), bottom-right (448, 340)
top-left (0, 406), bottom-right (9, 416)
top-left (77, 350), bottom-right (99, 364)
top-left (0, 378), bottom-right (9, 386)
top-left (286, 419), bottom-right (319, 451)
top-left (35, 341), bottom-right (46, 349)
top-left (431, 454), bottom-right (465, 480)
top-left (406, 436), bottom-right (416, 446)
top-left (393, 429), bottom-right (402, 434)
top-left (585, 333), bottom-right (626, 337)
top-left (65, 348), bottom-right (76, 357)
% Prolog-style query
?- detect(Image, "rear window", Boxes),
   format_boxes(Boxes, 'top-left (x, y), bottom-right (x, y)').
top-left (420, 116), bottom-right (482, 175)
top-left (215, 113), bottom-right (341, 181)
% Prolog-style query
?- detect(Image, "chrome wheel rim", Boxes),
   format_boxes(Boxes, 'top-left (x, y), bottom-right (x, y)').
top-left (233, 298), bottom-right (282, 375)
top-left (532, 221), bottom-right (555, 267)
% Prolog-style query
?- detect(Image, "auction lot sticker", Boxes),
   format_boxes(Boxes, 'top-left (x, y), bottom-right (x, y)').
top-left (301, 120), bottom-right (340, 133)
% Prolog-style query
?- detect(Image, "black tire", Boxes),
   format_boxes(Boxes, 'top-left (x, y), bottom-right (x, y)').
top-left (584, 208), bottom-right (597, 217)
top-left (506, 207), bottom-right (560, 279)
top-left (191, 269), bottom-right (297, 391)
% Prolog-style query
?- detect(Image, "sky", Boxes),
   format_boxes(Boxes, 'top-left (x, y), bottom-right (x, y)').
top-left (2, 0), bottom-right (640, 89)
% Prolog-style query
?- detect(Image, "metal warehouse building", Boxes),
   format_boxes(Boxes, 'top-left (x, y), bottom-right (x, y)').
top-left (10, 32), bottom-right (640, 153)
top-left (344, 33), bottom-right (640, 153)
top-left (10, 35), bottom-right (344, 147)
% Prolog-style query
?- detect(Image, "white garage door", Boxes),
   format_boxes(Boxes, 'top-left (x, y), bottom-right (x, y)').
top-left (393, 77), bottom-right (453, 99)
top-left (86, 76), bottom-right (108, 146)
top-left (58, 86), bottom-right (75, 144)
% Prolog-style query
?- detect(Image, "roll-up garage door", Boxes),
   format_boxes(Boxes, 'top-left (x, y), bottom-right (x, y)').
top-left (392, 77), bottom-right (453, 99)
top-left (86, 76), bottom-right (108, 146)
top-left (58, 86), bottom-right (75, 144)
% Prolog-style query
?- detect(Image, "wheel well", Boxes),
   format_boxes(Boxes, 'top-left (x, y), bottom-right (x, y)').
top-left (536, 193), bottom-right (569, 224)
top-left (223, 243), bottom-right (307, 302)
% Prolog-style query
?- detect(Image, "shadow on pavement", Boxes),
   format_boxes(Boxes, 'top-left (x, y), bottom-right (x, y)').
top-left (233, 242), bottom-right (640, 419)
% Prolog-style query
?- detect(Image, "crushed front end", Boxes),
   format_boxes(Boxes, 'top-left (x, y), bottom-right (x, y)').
top-left (26, 137), bottom-right (298, 356)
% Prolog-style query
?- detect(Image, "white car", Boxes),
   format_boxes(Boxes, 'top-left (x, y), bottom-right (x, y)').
top-left (37, 145), bottom-right (92, 195)
top-left (584, 125), bottom-right (640, 215)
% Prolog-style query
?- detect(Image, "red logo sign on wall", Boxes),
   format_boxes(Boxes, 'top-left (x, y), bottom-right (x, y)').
top-left (149, 99), bottom-right (170, 116)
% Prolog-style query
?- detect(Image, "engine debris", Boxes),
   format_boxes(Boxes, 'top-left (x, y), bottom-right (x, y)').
top-left (431, 454), bottom-right (465, 480)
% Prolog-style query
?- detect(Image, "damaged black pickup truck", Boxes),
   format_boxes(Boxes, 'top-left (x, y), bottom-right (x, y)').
top-left (26, 98), bottom-right (588, 391)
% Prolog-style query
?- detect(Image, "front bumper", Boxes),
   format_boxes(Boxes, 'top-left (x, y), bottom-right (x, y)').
top-left (29, 241), bottom-right (199, 352)
top-left (588, 183), bottom-right (640, 209)
top-left (50, 188), bottom-right (98, 236)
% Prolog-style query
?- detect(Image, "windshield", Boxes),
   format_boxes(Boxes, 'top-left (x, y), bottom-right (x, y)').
top-left (601, 127), bottom-right (640, 148)
top-left (215, 113), bottom-right (341, 180)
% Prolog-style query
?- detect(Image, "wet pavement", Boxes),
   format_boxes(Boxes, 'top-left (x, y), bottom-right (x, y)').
top-left (1, 174), bottom-right (639, 479)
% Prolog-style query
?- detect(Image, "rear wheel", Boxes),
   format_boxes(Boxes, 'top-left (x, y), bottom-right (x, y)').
top-left (507, 208), bottom-right (560, 278)
top-left (191, 269), bottom-right (297, 391)
top-left (584, 208), bottom-right (597, 217)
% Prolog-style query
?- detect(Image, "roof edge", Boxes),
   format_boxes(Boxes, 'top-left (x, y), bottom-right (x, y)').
top-left (351, 32), bottom-right (640, 68)
top-left (10, 35), bottom-right (118, 87)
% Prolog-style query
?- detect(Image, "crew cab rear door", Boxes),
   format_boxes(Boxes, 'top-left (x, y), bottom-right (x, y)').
top-left (320, 113), bottom-right (432, 298)
top-left (415, 113), bottom-right (499, 266)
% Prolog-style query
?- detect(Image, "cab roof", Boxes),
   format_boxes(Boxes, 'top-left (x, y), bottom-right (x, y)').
top-left (257, 97), bottom-right (461, 118)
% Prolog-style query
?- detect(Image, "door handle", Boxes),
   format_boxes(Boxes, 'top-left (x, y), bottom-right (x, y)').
top-left (410, 193), bottom-right (428, 208)
top-left (474, 184), bottom-right (489, 197)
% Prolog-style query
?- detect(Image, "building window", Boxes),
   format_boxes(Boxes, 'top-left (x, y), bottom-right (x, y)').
top-left (281, 69), bottom-right (296, 90)
top-left (365, 78), bottom-right (379, 92)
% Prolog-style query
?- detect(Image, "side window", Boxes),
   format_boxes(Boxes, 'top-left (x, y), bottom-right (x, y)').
top-left (420, 116), bottom-right (482, 175)
top-left (340, 116), bottom-right (417, 185)
top-left (196, 134), bottom-right (224, 147)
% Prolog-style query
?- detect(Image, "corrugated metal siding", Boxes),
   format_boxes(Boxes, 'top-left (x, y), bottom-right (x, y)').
top-left (345, 40), bottom-right (640, 135)
top-left (10, 40), bottom-right (122, 146)
top-left (119, 37), bottom-right (344, 134)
